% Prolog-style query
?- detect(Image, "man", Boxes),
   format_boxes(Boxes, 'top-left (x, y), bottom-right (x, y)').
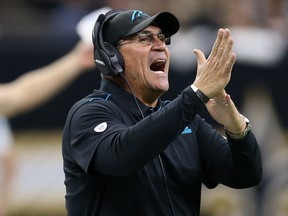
top-left (62, 9), bottom-right (262, 216)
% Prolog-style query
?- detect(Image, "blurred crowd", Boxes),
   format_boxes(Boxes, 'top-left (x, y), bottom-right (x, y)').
top-left (0, 0), bottom-right (288, 216)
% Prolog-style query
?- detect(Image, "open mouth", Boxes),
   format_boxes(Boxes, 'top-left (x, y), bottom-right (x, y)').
top-left (150, 59), bottom-right (166, 72)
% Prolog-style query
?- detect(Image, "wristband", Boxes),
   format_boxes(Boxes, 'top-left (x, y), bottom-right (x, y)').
top-left (191, 84), bottom-right (210, 103)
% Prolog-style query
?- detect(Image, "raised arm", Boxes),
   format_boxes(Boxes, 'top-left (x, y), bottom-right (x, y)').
top-left (0, 41), bottom-right (94, 117)
top-left (192, 28), bottom-right (246, 134)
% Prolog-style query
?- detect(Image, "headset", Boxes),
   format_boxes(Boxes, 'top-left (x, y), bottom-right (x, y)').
top-left (92, 10), bottom-right (125, 77)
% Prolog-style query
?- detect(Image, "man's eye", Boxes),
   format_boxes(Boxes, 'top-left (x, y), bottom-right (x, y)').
top-left (139, 36), bottom-right (150, 43)
top-left (158, 34), bottom-right (164, 39)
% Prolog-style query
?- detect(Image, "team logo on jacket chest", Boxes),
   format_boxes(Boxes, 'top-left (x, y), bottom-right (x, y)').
top-left (181, 126), bottom-right (192, 134)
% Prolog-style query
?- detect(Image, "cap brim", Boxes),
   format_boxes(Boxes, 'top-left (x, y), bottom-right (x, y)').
top-left (124, 12), bottom-right (179, 37)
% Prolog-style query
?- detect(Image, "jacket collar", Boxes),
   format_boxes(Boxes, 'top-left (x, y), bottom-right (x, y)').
top-left (99, 79), bottom-right (165, 118)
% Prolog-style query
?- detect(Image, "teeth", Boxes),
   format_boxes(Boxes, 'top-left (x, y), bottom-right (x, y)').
top-left (153, 60), bottom-right (166, 66)
top-left (150, 59), bottom-right (166, 72)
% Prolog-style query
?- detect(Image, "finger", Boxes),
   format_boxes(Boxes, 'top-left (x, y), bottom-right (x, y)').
top-left (219, 37), bottom-right (234, 66)
top-left (225, 94), bottom-right (236, 107)
top-left (207, 28), bottom-right (224, 60)
top-left (216, 29), bottom-right (231, 57)
top-left (193, 49), bottom-right (207, 65)
top-left (225, 52), bottom-right (237, 73)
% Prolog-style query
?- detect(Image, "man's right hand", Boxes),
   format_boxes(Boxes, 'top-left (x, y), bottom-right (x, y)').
top-left (192, 28), bottom-right (236, 99)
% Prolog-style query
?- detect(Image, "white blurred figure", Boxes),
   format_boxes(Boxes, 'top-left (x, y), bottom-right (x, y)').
top-left (0, 117), bottom-right (14, 216)
top-left (76, 7), bottom-right (112, 44)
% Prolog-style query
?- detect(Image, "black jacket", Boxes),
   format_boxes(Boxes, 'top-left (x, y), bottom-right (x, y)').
top-left (62, 79), bottom-right (262, 216)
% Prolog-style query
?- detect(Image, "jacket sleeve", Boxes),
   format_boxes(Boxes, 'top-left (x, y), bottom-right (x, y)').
top-left (67, 87), bottom-right (200, 176)
top-left (196, 117), bottom-right (262, 189)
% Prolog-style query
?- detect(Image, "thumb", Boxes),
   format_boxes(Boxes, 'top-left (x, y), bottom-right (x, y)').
top-left (193, 49), bottom-right (206, 65)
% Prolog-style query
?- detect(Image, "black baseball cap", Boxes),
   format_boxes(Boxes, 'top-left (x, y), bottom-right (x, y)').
top-left (102, 10), bottom-right (180, 45)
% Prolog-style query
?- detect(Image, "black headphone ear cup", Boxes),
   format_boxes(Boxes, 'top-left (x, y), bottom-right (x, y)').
top-left (94, 47), bottom-right (113, 76)
top-left (104, 43), bottom-right (125, 73)
top-left (92, 10), bottom-right (125, 77)
top-left (95, 42), bottom-right (124, 77)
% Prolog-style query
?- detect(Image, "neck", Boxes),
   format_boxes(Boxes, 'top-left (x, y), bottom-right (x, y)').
top-left (106, 76), bottom-right (160, 108)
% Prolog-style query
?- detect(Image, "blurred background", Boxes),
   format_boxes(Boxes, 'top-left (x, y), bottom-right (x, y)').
top-left (0, 0), bottom-right (287, 215)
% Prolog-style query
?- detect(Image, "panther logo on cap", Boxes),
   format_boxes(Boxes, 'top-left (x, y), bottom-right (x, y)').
top-left (131, 10), bottom-right (149, 21)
